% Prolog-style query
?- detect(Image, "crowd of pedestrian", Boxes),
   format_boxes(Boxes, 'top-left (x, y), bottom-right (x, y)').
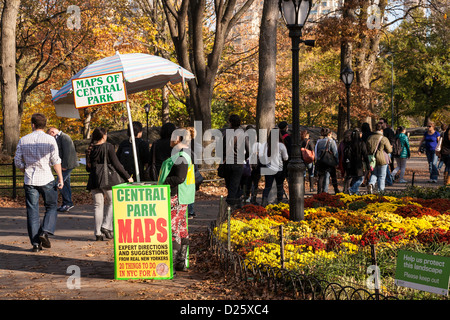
top-left (14, 112), bottom-right (449, 268)
top-left (219, 115), bottom-right (450, 211)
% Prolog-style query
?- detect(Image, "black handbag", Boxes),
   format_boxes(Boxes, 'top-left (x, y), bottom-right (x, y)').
top-left (318, 140), bottom-right (338, 167)
top-left (145, 141), bottom-right (159, 181)
top-left (217, 162), bottom-right (226, 178)
top-left (97, 144), bottom-right (125, 190)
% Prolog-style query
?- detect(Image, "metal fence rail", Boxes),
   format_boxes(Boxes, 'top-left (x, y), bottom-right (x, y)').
top-left (0, 162), bottom-right (223, 198)
top-left (210, 197), bottom-right (400, 300)
top-left (208, 220), bottom-right (397, 300)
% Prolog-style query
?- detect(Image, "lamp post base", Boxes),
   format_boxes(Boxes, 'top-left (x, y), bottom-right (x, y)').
top-left (287, 157), bottom-right (306, 221)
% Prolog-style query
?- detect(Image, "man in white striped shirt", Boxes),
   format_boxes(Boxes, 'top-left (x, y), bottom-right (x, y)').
top-left (14, 113), bottom-right (64, 252)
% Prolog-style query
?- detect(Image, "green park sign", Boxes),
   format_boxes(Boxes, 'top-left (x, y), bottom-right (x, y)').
top-left (72, 71), bottom-right (127, 109)
top-left (395, 250), bottom-right (450, 296)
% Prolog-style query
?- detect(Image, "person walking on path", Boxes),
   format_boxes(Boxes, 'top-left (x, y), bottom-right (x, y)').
top-left (47, 127), bottom-right (79, 212)
top-left (418, 121), bottom-right (441, 183)
top-left (436, 125), bottom-right (450, 185)
top-left (341, 129), bottom-right (370, 195)
top-left (379, 118), bottom-right (395, 186)
top-left (315, 127), bottom-right (339, 194)
top-left (86, 127), bottom-right (133, 241)
top-left (300, 129), bottom-right (315, 192)
top-left (260, 128), bottom-right (289, 207)
top-left (222, 114), bottom-right (249, 209)
top-left (14, 113), bottom-right (64, 252)
top-left (391, 126), bottom-right (411, 183)
top-left (366, 123), bottom-right (393, 193)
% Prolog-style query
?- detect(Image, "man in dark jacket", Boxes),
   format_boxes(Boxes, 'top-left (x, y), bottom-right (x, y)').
top-left (117, 121), bottom-right (150, 181)
top-left (222, 114), bottom-right (249, 208)
top-left (47, 127), bottom-right (79, 212)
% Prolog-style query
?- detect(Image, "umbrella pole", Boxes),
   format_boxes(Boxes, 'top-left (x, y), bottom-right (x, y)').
top-left (125, 100), bottom-right (140, 183)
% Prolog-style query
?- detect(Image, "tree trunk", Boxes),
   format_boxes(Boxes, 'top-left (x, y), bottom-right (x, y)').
top-left (161, 0), bottom-right (255, 132)
top-left (256, 0), bottom-right (277, 135)
top-left (354, 0), bottom-right (386, 125)
top-left (83, 109), bottom-right (92, 139)
top-left (339, 39), bottom-right (353, 140)
top-left (161, 86), bottom-right (170, 124)
top-left (0, 0), bottom-right (20, 155)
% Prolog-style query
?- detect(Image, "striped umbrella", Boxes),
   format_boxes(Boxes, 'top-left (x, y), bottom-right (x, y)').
top-left (52, 52), bottom-right (194, 112)
top-left (51, 52), bottom-right (195, 182)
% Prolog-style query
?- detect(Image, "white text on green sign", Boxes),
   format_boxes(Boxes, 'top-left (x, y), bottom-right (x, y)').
top-left (395, 250), bottom-right (450, 296)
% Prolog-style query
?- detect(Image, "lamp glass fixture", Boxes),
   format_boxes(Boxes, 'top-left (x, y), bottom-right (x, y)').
top-left (341, 67), bottom-right (354, 86)
top-left (279, 0), bottom-right (312, 27)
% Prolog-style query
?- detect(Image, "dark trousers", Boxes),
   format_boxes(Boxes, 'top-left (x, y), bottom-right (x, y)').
top-left (224, 164), bottom-right (244, 206)
top-left (262, 170), bottom-right (285, 201)
top-left (317, 165), bottom-right (339, 194)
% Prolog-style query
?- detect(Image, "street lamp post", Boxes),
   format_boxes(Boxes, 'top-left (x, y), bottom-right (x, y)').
top-left (340, 66), bottom-right (354, 130)
top-left (279, 0), bottom-right (313, 222)
top-left (144, 103), bottom-right (150, 140)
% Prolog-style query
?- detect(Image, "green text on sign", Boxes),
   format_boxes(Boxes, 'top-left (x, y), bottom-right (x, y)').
top-left (395, 250), bottom-right (450, 296)
top-left (72, 71), bottom-right (127, 109)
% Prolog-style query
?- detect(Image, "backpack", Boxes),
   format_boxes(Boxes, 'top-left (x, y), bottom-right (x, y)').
top-left (392, 136), bottom-right (402, 157)
top-left (343, 143), bottom-right (353, 171)
top-left (118, 141), bottom-right (134, 175)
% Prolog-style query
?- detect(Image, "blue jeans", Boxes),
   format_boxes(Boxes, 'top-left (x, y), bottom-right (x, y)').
top-left (24, 181), bottom-right (58, 246)
top-left (60, 168), bottom-right (73, 207)
top-left (425, 149), bottom-right (439, 180)
top-left (349, 176), bottom-right (364, 194)
top-left (369, 164), bottom-right (388, 192)
top-left (385, 156), bottom-right (393, 186)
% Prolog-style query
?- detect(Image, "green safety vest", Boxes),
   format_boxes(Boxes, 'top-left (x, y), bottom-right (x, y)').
top-left (157, 151), bottom-right (195, 205)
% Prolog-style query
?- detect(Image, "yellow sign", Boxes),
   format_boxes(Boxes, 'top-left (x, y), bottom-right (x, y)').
top-left (112, 183), bottom-right (173, 280)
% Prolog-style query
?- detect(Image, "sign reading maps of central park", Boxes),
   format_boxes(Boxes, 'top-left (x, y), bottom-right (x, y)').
top-left (72, 71), bottom-right (127, 109)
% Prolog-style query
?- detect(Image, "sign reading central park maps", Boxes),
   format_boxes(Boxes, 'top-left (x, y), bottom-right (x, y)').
top-left (72, 71), bottom-right (127, 109)
top-left (112, 183), bottom-right (173, 280)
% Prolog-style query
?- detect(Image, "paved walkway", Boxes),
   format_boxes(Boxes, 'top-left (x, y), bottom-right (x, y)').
top-left (0, 155), bottom-right (446, 300)
top-left (0, 201), bottom-right (219, 300)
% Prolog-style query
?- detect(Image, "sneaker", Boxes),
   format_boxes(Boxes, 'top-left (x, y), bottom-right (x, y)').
top-left (188, 212), bottom-right (196, 219)
top-left (367, 184), bottom-right (373, 194)
top-left (58, 205), bottom-right (74, 212)
top-left (398, 179), bottom-right (407, 183)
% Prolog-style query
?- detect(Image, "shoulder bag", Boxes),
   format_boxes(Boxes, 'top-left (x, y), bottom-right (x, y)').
top-left (368, 135), bottom-right (383, 171)
top-left (145, 141), bottom-right (159, 181)
top-left (301, 139), bottom-right (315, 164)
top-left (317, 139), bottom-right (337, 167)
top-left (97, 144), bottom-right (125, 190)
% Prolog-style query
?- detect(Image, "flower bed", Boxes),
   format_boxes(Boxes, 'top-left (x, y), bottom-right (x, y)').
top-left (214, 189), bottom-right (450, 297)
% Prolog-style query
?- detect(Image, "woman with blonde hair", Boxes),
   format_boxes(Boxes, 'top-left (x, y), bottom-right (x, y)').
top-left (158, 127), bottom-right (195, 272)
